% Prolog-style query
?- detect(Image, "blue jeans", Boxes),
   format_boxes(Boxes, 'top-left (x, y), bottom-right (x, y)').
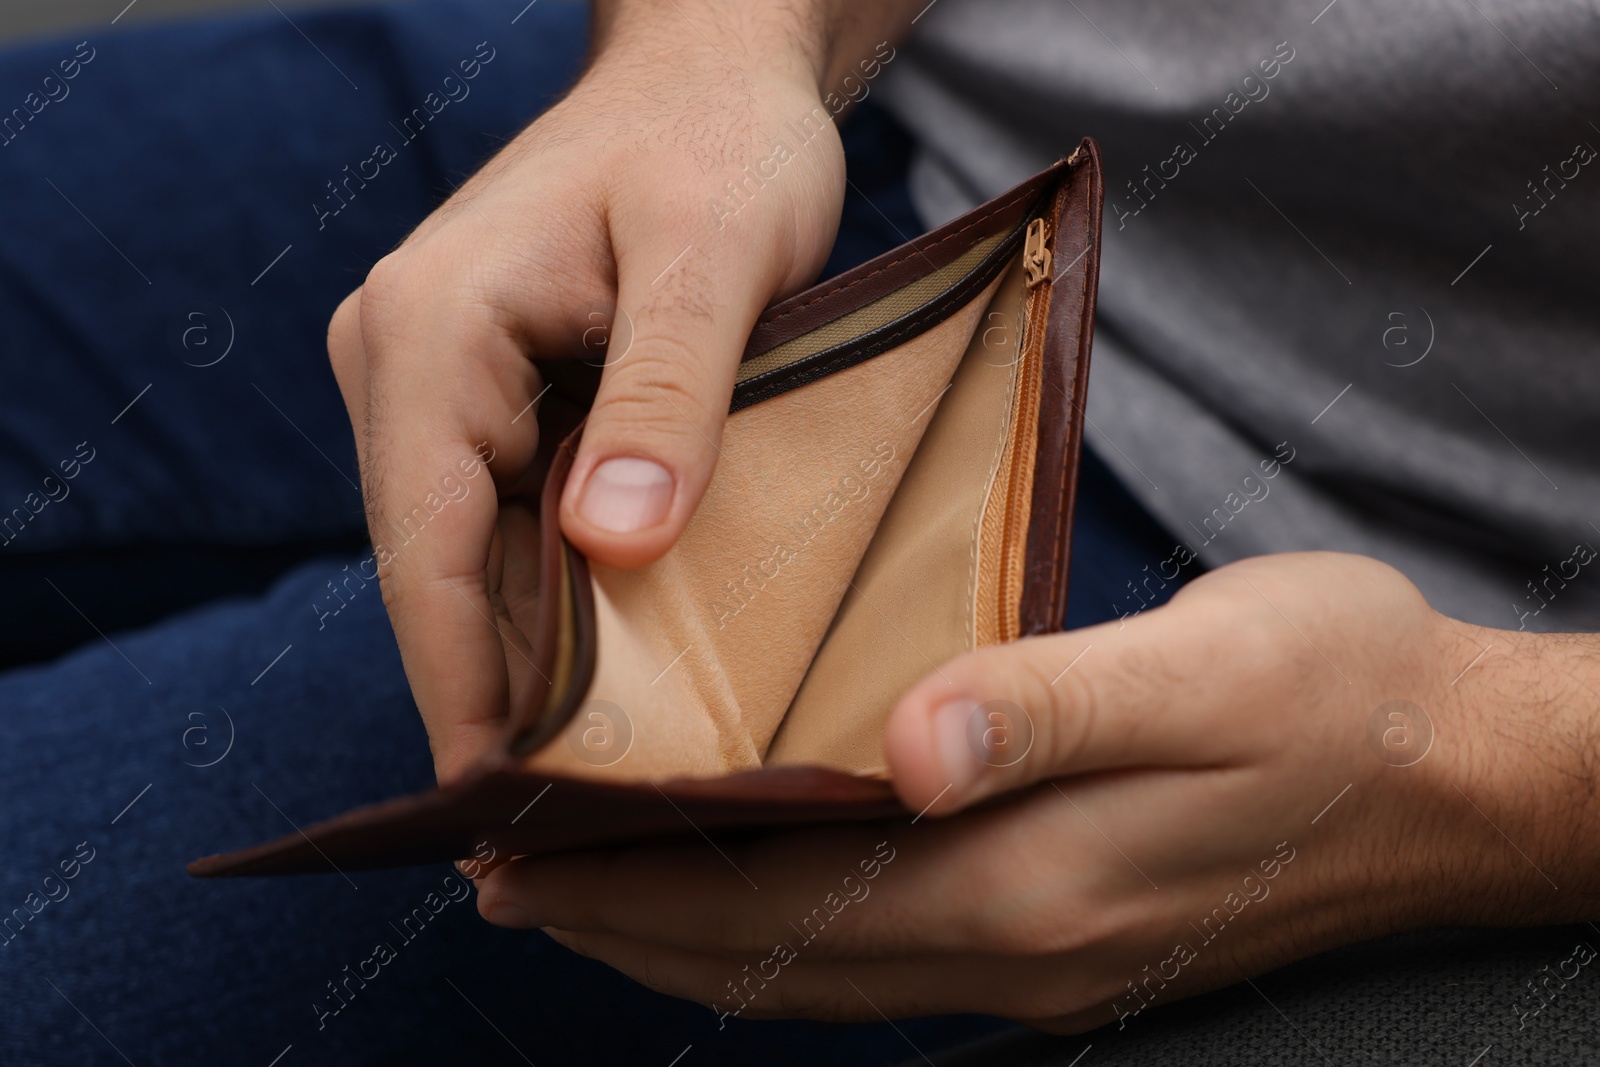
top-left (0, 3), bottom-right (1180, 1064)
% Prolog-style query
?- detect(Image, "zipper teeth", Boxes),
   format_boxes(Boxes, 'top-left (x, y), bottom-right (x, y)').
top-left (994, 222), bottom-right (1054, 642)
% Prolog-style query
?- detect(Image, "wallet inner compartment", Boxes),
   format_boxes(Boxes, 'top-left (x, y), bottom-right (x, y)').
top-left (520, 219), bottom-right (1053, 782)
top-left (766, 256), bottom-right (1043, 772)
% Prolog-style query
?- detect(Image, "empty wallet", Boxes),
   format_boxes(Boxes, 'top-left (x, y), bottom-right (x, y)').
top-left (188, 139), bottom-right (1105, 878)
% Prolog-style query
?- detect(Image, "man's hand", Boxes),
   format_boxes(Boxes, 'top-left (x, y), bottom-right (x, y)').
top-left (327, 1), bottom-right (920, 780)
top-left (475, 553), bottom-right (1600, 1028)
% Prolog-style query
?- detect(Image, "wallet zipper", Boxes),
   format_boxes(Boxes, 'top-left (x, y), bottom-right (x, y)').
top-left (1023, 217), bottom-right (1053, 288)
top-left (992, 214), bottom-right (1055, 642)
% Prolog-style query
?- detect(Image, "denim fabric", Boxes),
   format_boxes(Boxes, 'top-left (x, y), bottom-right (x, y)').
top-left (0, 3), bottom-right (1181, 1064)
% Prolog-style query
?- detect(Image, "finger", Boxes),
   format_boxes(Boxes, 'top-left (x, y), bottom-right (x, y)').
top-left (884, 596), bottom-right (1264, 816)
top-left (479, 826), bottom-right (926, 957)
top-left (479, 826), bottom-right (892, 952)
top-left (559, 220), bottom-right (778, 568)
top-left (326, 288), bottom-right (368, 435)
top-left (490, 501), bottom-right (548, 720)
top-left (476, 800), bottom-right (1094, 960)
top-left (357, 259), bottom-right (544, 780)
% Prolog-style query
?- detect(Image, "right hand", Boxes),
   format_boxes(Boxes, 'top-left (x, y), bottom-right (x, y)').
top-left (326, 7), bottom-right (849, 780)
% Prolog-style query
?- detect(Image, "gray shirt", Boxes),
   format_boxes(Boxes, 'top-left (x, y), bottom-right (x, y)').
top-left (879, 0), bottom-right (1600, 632)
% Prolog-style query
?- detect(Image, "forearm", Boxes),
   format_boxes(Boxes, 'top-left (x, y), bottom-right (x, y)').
top-left (1430, 619), bottom-right (1600, 925)
top-left (590, 0), bottom-right (922, 99)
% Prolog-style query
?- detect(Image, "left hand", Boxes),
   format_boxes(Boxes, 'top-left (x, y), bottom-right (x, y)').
top-left (474, 552), bottom-right (1582, 1030)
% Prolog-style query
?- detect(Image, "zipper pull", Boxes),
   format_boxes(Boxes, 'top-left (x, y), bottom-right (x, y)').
top-left (1024, 217), bottom-right (1052, 288)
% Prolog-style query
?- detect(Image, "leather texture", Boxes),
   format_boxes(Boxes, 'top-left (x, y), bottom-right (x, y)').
top-left (189, 141), bottom-right (1105, 878)
top-left (187, 765), bottom-right (905, 876)
top-left (741, 164), bottom-right (1065, 358)
top-left (1019, 140), bottom-right (1103, 636)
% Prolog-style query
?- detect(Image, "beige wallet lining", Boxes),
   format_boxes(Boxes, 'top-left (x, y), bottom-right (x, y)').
top-left (525, 238), bottom-right (1048, 782)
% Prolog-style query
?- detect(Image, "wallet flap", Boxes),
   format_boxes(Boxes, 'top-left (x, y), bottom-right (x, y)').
top-left (187, 766), bottom-right (903, 877)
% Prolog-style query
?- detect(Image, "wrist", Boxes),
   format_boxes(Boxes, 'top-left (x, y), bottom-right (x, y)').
top-left (1427, 620), bottom-right (1600, 926)
top-left (591, 0), bottom-right (831, 99)
top-left (591, 0), bottom-right (917, 103)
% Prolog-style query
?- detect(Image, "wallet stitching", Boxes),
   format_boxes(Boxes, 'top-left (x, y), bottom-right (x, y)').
top-left (731, 223), bottom-right (1031, 412)
top-left (735, 290), bottom-right (974, 410)
top-left (964, 482), bottom-right (982, 654)
top-left (752, 185), bottom-right (1044, 335)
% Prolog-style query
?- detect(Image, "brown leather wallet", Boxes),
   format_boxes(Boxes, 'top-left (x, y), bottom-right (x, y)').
top-left (189, 139), bottom-right (1105, 878)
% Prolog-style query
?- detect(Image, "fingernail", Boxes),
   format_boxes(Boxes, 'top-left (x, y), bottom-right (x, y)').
top-left (932, 699), bottom-right (983, 801)
top-left (486, 902), bottom-right (537, 929)
top-left (577, 457), bottom-right (674, 534)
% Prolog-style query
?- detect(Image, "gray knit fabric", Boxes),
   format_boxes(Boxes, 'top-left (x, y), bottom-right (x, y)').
top-left (916, 926), bottom-right (1600, 1066)
top-left (878, 0), bottom-right (1600, 633)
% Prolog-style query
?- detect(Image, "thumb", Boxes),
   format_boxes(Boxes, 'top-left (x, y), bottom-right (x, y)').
top-left (883, 609), bottom-right (1238, 817)
top-left (560, 230), bottom-right (776, 569)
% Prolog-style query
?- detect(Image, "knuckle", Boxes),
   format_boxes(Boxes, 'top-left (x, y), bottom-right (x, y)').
top-left (360, 250), bottom-right (414, 311)
top-left (946, 801), bottom-right (1127, 960)
top-left (356, 250), bottom-right (520, 381)
top-left (961, 902), bottom-right (1045, 958)
top-left (588, 353), bottom-right (722, 449)
top-left (1037, 661), bottom-right (1101, 772)
top-left (606, 334), bottom-right (706, 382)
top-left (968, 899), bottom-right (1058, 959)
top-left (949, 837), bottom-right (1057, 954)
top-left (587, 399), bottom-right (706, 455)
top-left (326, 291), bottom-right (363, 368)
top-left (354, 254), bottom-right (417, 360)
top-left (1238, 607), bottom-right (1300, 679)
top-left (377, 571), bottom-right (404, 614)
